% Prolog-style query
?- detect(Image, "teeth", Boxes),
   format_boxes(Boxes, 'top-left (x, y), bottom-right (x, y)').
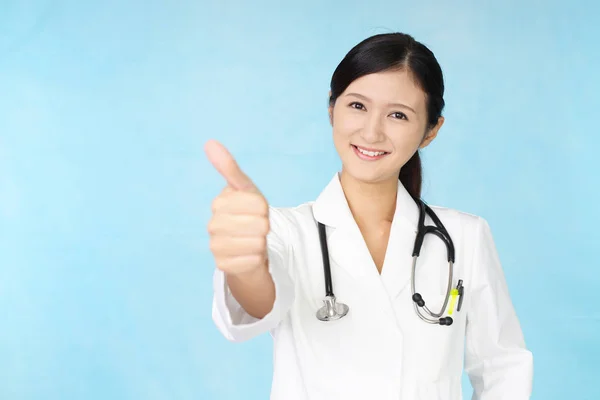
top-left (357, 147), bottom-right (386, 157)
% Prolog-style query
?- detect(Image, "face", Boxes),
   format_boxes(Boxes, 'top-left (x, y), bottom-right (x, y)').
top-left (329, 69), bottom-right (444, 185)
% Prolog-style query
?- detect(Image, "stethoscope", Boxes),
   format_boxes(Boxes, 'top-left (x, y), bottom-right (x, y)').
top-left (316, 198), bottom-right (464, 326)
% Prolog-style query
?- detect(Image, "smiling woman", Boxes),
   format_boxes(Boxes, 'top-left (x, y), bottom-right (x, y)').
top-left (206, 32), bottom-right (533, 400)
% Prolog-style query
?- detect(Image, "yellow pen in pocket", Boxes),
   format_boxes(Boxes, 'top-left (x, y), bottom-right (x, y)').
top-left (447, 288), bottom-right (459, 315)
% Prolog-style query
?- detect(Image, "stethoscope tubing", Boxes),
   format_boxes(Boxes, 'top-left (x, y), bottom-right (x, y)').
top-left (316, 198), bottom-right (461, 325)
top-left (318, 222), bottom-right (334, 297)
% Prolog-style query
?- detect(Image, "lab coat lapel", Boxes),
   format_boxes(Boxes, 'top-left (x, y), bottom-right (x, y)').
top-left (312, 173), bottom-right (377, 282)
top-left (380, 179), bottom-right (420, 300)
top-left (312, 173), bottom-right (421, 292)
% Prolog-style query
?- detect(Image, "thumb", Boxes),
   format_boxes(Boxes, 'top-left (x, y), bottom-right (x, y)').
top-left (204, 139), bottom-right (257, 191)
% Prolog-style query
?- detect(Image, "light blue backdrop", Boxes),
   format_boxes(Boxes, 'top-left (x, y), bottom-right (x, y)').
top-left (1, 0), bottom-right (598, 399)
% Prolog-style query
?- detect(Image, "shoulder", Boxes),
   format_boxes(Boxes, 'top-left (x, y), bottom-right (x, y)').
top-left (426, 204), bottom-right (491, 240)
top-left (427, 204), bottom-right (482, 224)
top-left (269, 201), bottom-right (315, 223)
top-left (267, 201), bottom-right (318, 239)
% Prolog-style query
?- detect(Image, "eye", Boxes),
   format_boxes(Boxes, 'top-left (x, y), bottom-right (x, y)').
top-left (349, 102), bottom-right (366, 110)
top-left (390, 112), bottom-right (408, 120)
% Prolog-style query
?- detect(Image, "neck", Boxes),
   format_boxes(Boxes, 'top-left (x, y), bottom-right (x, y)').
top-left (339, 170), bottom-right (398, 226)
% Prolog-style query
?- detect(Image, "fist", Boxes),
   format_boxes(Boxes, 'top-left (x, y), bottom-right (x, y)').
top-left (205, 139), bottom-right (270, 276)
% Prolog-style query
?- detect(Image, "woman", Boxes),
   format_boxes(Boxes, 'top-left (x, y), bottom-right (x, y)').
top-left (205, 33), bottom-right (533, 399)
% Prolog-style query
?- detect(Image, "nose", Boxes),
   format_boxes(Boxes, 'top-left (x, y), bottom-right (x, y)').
top-left (361, 112), bottom-right (386, 143)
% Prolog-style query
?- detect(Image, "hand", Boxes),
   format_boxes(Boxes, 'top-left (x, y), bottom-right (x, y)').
top-left (205, 139), bottom-right (270, 276)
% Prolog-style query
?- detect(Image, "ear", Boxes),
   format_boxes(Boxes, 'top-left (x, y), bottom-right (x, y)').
top-left (328, 90), bottom-right (333, 126)
top-left (419, 116), bottom-right (444, 149)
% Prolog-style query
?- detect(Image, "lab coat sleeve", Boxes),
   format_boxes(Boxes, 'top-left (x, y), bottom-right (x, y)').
top-left (211, 206), bottom-right (295, 342)
top-left (464, 217), bottom-right (533, 399)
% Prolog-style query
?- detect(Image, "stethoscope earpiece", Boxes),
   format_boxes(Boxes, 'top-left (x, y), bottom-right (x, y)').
top-left (412, 292), bottom-right (455, 326)
top-left (412, 293), bottom-right (425, 307)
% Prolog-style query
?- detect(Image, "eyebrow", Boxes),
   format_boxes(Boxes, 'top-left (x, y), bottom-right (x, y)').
top-left (344, 92), bottom-right (416, 114)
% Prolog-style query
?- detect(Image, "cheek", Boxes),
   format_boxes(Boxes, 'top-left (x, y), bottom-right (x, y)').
top-left (332, 111), bottom-right (361, 138)
top-left (332, 127), bottom-right (350, 153)
top-left (390, 126), bottom-right (425, 149)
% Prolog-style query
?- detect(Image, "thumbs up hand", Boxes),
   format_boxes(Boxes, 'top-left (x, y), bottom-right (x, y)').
top-left (205, 139), bottom-right (270, 277)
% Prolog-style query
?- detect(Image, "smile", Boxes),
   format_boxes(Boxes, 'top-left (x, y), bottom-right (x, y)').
top-left (351, 144), bottom-right (389, 161)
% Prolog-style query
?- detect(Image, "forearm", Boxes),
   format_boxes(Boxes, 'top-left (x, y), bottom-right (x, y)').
top-left (225, 261), bottom-right (275, 319)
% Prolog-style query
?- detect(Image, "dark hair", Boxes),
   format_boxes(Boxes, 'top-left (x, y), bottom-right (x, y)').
top-left (329, 33), bottom-right (445, 200)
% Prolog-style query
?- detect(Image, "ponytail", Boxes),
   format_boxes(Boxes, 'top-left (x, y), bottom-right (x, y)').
top-left (399, 151), bottom-right (422, 200)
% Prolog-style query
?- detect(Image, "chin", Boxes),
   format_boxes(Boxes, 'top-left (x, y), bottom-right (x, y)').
top-left (342, 165), bottom-right (398, 185)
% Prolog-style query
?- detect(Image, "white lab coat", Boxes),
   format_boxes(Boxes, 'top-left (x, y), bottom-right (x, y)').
top-left (212, 173), bottom-right (533, 400)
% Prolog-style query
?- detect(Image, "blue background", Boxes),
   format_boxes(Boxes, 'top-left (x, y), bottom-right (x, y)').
top-left (1, 0), bottom-right (599, 399)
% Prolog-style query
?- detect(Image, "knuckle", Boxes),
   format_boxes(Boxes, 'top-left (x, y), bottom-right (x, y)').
top-left (215, 258), bottom-right (230, 272)
top-left (208, 238), bottom-right (220, 254)
top-left (259, 217), bottom-right (270, 235)
top-left (206, 218), bottom-right (217, 235)
top-left (255, 236), bottom-right (267, 251)
top-left (260, 203), bottom-right (269, 216)
top-left (255, 197), bottom-right (269, 215)
top-left (244, 192), bottom-right (268, 215)
top-left (249, 216), bottom-right (268, 236)
top-left (211, 196), bottom-right (222, 213)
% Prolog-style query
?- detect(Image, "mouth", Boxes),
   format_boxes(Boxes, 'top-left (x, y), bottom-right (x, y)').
top-left (351, 144), bottom-right (389, 161)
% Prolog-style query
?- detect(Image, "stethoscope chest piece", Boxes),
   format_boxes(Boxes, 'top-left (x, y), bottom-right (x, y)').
top-left (316, 295), bottom-right (349, 321)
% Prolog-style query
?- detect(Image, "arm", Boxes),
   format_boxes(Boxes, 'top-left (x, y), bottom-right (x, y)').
top-left (212, 206), bottom-right (295, 342)
top-left (464, 217), bottom-right (533, 399)
top-left (225, 260), bottom-right (275, 320)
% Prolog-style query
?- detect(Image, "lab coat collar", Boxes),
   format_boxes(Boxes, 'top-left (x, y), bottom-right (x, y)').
top-left (312, 172), bottom-right (420, 300)
top-left (312, 172), bottom-right (419, 232)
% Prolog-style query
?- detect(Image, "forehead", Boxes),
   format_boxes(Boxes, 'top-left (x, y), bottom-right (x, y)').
top-left (343, 69), bottom-right (427, 112)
